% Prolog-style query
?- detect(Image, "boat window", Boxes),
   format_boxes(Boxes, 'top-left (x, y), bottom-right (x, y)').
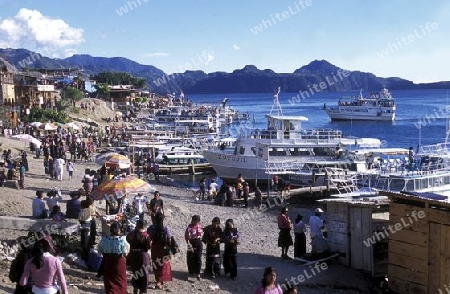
top-left (251, 147), bottom-right (256, 156)
top-left (239, 146), bottom-right (245, 155)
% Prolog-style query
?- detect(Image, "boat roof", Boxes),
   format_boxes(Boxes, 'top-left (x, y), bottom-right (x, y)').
top-left (339, 138), bottom-right (382, 146)
top-left (350, 147), bottom-right (410, 155)
top-left (265, 114), bottom-right (308, 122)
top-left (165, 154), bottom-right (204, 158)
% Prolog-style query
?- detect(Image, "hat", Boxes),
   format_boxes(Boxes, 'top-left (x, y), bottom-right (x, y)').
top-left (315, 208), bottom-right (324, 213)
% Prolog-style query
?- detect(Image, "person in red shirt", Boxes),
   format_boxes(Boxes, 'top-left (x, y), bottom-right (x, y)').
top-left (185, 215), bottom-right (203, 280)
top-left (277, 206), bottom-right (293, 259)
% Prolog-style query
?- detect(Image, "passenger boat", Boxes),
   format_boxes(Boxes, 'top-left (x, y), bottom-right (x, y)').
top-left (348, 144), bottom-right (450, 195)
top-left (202, 90), bottom-right (382, 186)
top-left (158, 154), bottom-right (214, 175)
top-left (324, 88), bottom-right (396, 121)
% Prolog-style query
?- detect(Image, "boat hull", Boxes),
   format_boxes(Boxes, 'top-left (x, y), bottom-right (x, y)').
top-left (326, 110), bottom-right (395, 121)
top-left (202, 151), bottom-right (329, 187)
top-left (158, 163), bottom-right (215, 175)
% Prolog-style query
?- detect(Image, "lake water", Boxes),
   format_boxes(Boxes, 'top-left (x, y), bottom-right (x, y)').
top-left (171, 89), bottom-right (450, 187)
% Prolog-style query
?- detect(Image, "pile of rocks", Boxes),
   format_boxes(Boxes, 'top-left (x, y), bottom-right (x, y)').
top-left (0, 240), bottom-right (23, 260)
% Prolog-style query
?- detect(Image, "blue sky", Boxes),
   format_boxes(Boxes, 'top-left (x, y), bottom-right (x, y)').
top-left (0, 0), bottom-right (449, 83)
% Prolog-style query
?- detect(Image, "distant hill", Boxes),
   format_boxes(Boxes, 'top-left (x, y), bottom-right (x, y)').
top-left (0, 48), bottom-right (447, 95)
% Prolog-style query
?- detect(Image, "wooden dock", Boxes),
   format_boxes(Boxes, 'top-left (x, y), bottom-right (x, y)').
top-left (250, 185), bottom-right (330, 198)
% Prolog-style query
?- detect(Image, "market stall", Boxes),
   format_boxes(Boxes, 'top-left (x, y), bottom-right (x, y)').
top-left (90, 176), bottom-right (155, 234)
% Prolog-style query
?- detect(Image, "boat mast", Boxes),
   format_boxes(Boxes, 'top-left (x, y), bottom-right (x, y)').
top-left (270, 86), bottom-right (282, 116)
top-left (446, 90), bottom-right (450, 145)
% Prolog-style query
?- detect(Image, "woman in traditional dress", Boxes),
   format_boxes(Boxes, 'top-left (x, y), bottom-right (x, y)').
top-left (97, 221), bottom-right (130, 294)
top-left (147, 212), bottom-right (172, 289)
top-left (293, 214), bottom-right (306, 259)
top-left (126, 219), bottom-right (152, 294)
top-left (82, 168), bottom-right (94, 196)
top-left (202, 216), bottom-right (222, 279)
top-left (185, 215), bottom-right (203, 280)
top-left (277, 206), bottom-right (293, 259)
top-left (222, 218), bottom-right (240, 280)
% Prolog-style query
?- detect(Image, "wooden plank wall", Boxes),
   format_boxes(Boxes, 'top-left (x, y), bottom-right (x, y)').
top-left (350, 205), bottom-right (373, 272)
top-left (371, 211), bottom-right (389, 277)
top-left (427, 208), bottom-right (450, 294)
top-left (388, 202), bottom-right (428, 294)
top-left (326, 201), bottom-right (349, 265)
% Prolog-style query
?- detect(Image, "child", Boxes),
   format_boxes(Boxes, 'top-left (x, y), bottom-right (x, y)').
top-left (66, 159), bottom-right (74, 181)
top-left (52, 205), bottom-right (65, 221)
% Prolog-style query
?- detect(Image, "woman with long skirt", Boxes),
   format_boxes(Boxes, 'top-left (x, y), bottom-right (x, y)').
top-left (293, 214), bottom-right (306, 259)
top-left (97, 221), bottom-right (130, 294)
top-left (126, 219), bottom-right (152, 294)
top-left (277, 206), bottom-right (293, 259)
top-left (147, 212), bottom-right (173, 290)
top-left (202, 217), bottom-right (222, 279)
top-left (222, 218), bottom-right (240, 280)
top-left (185, 215), bottom-right (203, 280)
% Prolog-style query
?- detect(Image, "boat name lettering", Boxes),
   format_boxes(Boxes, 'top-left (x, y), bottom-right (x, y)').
top-left (218, 154), bottom-right (247, 163)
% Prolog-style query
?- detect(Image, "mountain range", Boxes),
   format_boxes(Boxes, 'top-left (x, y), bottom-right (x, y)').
top-left (0, 48), bottom-right (448, 95)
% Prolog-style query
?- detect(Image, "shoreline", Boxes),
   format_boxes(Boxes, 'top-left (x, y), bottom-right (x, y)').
top-left (0, 136), bottom-right (378, 293)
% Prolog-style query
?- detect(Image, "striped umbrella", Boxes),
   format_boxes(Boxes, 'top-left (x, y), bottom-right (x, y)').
top-left (89, 176), bottom-right (155, 200)
top-left (95, 153), bottom-right (131, 169)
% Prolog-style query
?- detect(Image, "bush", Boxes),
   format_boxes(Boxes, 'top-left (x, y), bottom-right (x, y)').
top-left (27, 107), bottom-right (70, 124)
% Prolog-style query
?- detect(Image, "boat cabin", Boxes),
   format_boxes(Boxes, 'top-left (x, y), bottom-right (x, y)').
top-left (162, 154), bottom-right (208, 165)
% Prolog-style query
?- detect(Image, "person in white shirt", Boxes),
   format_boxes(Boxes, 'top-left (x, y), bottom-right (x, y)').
top-left (133, 192), bottom-right (149, 220)
top-left (66, 159), bottom-right (74, 181)
top-left (54, 157), bottom-right (65, 181)
top-left (208, 179), bottom-right (219, 200)
top-left (309, 208), bottom-right (327, 255)
top-left (46, 189), bottom-right (62, 214)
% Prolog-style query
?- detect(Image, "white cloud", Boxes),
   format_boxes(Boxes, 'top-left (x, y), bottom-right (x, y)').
top-left (141, 52), bottom-right (170, 58)
top-left (233, 44), bottom-right (241, 50)
top-left (204, 52), bottom-right (215, 65)
top-left (0, 8), bottom-right (84, 56)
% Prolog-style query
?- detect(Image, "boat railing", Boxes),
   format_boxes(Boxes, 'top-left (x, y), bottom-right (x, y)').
top-left (249, 129), bottom-right (342, 141)
top-left (264, 160), bottom-right (305, 175)
top-left (419, 143), bottom-right (450, 155)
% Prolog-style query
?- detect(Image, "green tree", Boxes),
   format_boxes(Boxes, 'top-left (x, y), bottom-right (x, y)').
top-left (0, 105), bottom-right (16, 129)
top-left (92, 72), bottom-right (147, 88)
top-left (61, 87), bottom-right (84, 110)
top-left (94, 82), bottom-right (110, 98)
top-left (27, 107), bottom-right (70, 123)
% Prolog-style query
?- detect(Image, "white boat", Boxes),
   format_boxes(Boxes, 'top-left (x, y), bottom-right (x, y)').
top-left (202, 90), bottom-right (382, 185)
top-left (351, 144), bottom-right (450, 194)
top-left (158, 153), bottom-right (214, 175)
top-left (325, 167), bottom-right (381, 198)
top-left (324, 88), bottom-right (396, 121)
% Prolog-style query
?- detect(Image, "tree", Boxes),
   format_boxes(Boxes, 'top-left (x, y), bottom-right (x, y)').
top-left (27, 107), bottom-right (69, 123)
top-left (0, 105), bottom-right (16, 129)
top-left (61, 87), bottom-right (84, 110)
top-left (94, 83), bottom-right (110, 98)
top-left (91, 72), bottom-right (147, 89)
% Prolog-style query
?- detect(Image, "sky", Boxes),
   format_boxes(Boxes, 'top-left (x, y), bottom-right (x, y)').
top-left (0, 0), bottom-right (449, 83)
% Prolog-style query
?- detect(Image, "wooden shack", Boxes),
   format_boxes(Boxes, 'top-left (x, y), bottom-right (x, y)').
top-left (320, 197), bottom-right (390, 277)
top-left (380, 191), bottom-right (450, 294)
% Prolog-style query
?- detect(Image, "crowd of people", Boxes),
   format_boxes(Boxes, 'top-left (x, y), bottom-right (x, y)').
top-left (3, 118), bottom-right (331, 293)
